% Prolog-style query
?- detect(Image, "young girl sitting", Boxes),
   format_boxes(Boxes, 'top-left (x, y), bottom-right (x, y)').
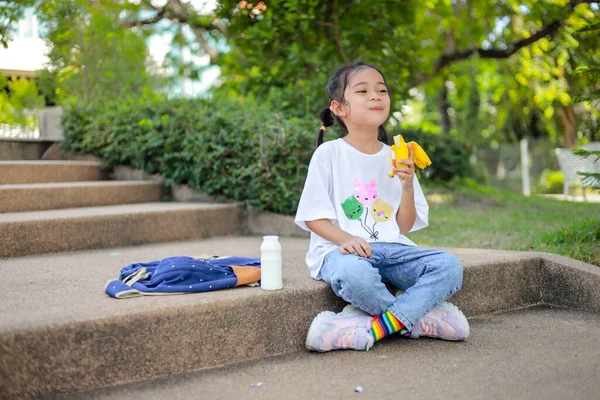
top-left (295, 62), bottom-right (470, 352)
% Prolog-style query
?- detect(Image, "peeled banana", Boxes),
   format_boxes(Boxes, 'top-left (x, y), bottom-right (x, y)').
top-left (388, 134), bottom-right (432, 178)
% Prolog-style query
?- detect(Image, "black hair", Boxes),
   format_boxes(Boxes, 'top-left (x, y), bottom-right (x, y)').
top-left (316, 62), bottom-right (390, 147)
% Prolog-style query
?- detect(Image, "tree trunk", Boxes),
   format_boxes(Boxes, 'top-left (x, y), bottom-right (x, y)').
top-left (439, 84), bottom-right (451, 134)
top-left (559, 105), bottom-right (577, 148)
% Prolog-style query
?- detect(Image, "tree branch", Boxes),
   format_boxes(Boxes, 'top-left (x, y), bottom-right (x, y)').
top-left (188, 24), bottom-right (219, 63)
top-left (120, 0), bottom-right (224, 64)
top-left (332, 0), bottom-right (349, 64)
top-left (410, 0), bottom-right (595, 87)
top-left (121, 8), bottom-right (189, 27)
top-left (120, 0), bottom-right (226, 34)
top-left (169, 0), bottom-right (219, 63)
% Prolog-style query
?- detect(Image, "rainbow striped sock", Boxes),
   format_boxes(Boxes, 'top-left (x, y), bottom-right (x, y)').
top-left (369, 310), bottom-right (407, 341)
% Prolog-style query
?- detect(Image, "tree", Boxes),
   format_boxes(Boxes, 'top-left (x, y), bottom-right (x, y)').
top-left (118, 0), bottom-right (598, 115)
top-left (572, 15), bottom-right (600, 189)
top-left (0, 75), bottom-right (44, 131)
top-left (11, 0), bottom-right (598, 147)
top-left (382, 1), bottom-right (599, 150)
top-left (0, 0), bottom-right (35, 48)
top-left (37, 0), bottom-right (161, 105)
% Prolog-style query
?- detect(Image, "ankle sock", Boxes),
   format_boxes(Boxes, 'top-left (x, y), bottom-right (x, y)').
top-left (369, 310), bottom-right (408, 341)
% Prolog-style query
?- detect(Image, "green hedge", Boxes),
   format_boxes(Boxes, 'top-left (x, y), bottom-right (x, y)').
top-left (62, 97), bottom-right (474, 215)
top-left (62, 96), bottom-right (317, 214)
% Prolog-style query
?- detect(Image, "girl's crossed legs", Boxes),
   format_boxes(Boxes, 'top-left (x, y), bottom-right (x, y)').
top-left (318, 242), bottom-right (463, 330)
top-left (306, 242), bottom-right (469, 352)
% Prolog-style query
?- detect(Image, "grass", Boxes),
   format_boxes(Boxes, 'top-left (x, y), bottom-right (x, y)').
top-left (406, 179), bottom-right (600, 266)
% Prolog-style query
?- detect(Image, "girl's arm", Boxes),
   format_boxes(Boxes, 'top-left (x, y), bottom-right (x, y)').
top-left (392, 144), bottom-right (418, 233)
top-left (305, 219), bottom-right (372, 258)
top-left (396, 187), bottom-right (417, 234)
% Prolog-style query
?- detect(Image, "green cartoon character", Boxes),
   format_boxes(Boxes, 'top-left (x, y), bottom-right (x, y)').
top-left (341, 196), bottom-right (364, 220)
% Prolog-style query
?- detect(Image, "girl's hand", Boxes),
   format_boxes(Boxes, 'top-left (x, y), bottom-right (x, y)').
top-left (392, 143), bottom-right (415, 190)
top-left (340, 236), bottom-right (372, 258)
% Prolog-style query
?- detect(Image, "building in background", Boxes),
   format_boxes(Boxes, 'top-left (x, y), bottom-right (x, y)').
top-left (0, 7), bottom-right (48, 78)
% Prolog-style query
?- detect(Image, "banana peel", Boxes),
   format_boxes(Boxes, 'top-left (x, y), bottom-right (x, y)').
top-left (408, 141), bottom-right (432, 169)
top-left (388, 134), bottom-right (432, 178)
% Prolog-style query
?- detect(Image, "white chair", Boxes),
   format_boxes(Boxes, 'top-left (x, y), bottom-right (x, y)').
top-left (555, 142), bottom-right (600, 201)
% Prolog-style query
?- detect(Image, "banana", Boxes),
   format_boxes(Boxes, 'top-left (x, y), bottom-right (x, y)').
top-left (388, 134), bottom-right (432, 178)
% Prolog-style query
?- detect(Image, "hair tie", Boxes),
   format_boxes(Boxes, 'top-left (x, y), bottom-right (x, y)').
top-left (320, 125), bottom-right (327, 131)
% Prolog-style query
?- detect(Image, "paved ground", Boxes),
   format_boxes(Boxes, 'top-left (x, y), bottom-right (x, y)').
top-left (538, 193), bottom-right (600, 203)
top-left (54, 305), bottom-right (600, 400)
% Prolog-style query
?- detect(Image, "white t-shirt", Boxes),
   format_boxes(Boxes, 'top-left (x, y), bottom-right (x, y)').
top-left (295, 138), bottom-right (429, 279)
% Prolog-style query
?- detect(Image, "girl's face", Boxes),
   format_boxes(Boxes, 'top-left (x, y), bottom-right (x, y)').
top-left (334, 67), bottom-right (390, 128)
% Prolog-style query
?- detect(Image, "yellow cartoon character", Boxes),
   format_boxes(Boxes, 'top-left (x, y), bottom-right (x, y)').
top-left (388, 134), bottom-right (432, 178)
top-left (372, 198), bottom-right (393, 223)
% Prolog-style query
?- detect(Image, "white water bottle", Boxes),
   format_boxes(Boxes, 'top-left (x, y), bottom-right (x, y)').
top-left (260, 235), bottom-right (282, 290)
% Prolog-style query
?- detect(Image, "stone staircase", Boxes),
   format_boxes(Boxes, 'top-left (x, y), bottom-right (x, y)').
top-left (0, 161), bottom-right (243, 258)
top-left (1, 158), bottom-right (600, 399)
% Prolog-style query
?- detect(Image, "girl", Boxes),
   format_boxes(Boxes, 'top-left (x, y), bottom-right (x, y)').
top-left (295, 63), bottom-right (469, 352)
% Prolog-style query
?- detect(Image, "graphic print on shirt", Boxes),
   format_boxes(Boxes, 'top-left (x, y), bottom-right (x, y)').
top-left (341, 196), bottom-right (364, 220)
top-left (341, 178), bottom-right (393, 240)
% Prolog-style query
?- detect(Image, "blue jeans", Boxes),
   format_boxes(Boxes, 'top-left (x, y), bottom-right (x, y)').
top-left (318, 242), bottom-right (463, 330)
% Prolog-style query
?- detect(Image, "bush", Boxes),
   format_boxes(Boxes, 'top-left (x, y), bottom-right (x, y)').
top-left (388, 128), bottom-right (475, 181)
top-left (62, 98), bottom-right (476, 214)
top-left (62, 95), bottom-right (318, 214)
top-left (535, 169), bottom-right (564, 194)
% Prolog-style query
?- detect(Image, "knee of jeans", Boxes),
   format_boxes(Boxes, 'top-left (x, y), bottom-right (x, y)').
top-left (442, 253), bottom-right (463, 289)
top-left (329, 259), bottom-right (375, 295)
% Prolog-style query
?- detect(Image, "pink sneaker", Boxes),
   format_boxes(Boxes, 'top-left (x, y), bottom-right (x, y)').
top-left (409, 302), bottom-right (470, 341)
top-left (305, 311), bottom-right (374, 352)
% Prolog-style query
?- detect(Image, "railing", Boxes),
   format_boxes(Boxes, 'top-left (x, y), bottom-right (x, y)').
top-left (0, 124), bottom-right (40, 139)
top-left (473, 138), bottom-right (558, 195)
top-left (473, 138), bottom-right (599, 198)
top-left (0, 107), bottom-right (63, 140)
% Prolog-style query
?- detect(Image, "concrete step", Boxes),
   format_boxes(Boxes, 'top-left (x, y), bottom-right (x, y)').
top-left (0, 202), bottom-right (242, 258)
top-left (0, 160), bottom-right (107, 184)
top-left (0, 138), bottom-right (54, 161)
top-left (53, 306), bottom-right (600, 400)
top-left (0, 181), bottom-right (164, 213)
top-left (1, 237), bottom-right (599, 399)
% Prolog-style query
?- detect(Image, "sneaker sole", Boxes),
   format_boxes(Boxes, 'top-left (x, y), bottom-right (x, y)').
top-left (305, 311), bottom-right (336, 352)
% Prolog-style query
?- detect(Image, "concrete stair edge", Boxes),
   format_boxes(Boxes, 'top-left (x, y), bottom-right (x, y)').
top-left (2, 250), bottom-right (599, 399)
top-left (0, 203), bottom-right (244, 258)
top-left (538, 252), bottom-right (600, 311)
top-left (0, 160), bottom-right (108, 184)
top-left (0, 181), bottom-right (164, 213)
